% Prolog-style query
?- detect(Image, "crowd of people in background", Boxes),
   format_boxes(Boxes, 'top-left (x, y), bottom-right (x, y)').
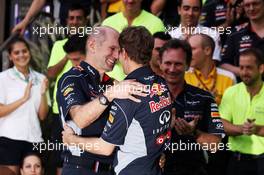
top-left (0, 0), bottom-right (264, 175)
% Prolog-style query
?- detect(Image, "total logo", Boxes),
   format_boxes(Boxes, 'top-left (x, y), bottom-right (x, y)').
top-left (149, 93), bottom-right (172, 113)
top-left (156, 130), bottom-right (171, 145)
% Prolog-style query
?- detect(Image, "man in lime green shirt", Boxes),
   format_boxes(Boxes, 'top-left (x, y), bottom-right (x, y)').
top-left (48, 39), bottom-right (71, 113)
top-left (219, 48), bottom-right (264, 175)
top-left (102, 0), bottom-right (165, 81)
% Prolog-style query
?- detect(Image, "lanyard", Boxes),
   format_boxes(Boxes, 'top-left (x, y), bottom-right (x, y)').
top-left (12, 67), bottom-right (31, 83)
top-left (193, 68), bottom-right (222, 104)
top-left (193, 68), bottom-right (217, 93)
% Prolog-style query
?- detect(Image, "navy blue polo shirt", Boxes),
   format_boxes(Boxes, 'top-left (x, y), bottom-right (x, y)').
top-left (221, 24), bottom-right (264, 67)
top-left (57, 61), bottom-right (114, 163)
top-left (200, 0), bottom-right (227, 27)
top-left (165, 83), bottom-right (224, 172)
top-left (101, 66), bottom-right (172, 175)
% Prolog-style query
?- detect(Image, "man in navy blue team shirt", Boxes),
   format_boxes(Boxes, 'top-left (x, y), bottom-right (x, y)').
top-left (62, 26), bottom-right (172, 175)
top-left (57, 26), bottom-right (148, 175)
top-left (220, 0), bottom-right (264, 79)
top-left (159, 39), bottom-right (225, 175)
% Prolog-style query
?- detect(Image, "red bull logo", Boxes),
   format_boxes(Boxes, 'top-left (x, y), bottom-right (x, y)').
top-left (149, 94), bottom-right (171, 113)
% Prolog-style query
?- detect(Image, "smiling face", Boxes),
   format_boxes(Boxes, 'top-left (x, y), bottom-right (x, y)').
top-left (243, 0), bottom-right (264, 21)
top-left (67, 9), bottom-right (86, 30)
top-left (20, 155), bottom-right (43, 175)
top-left (178, 0), bottom-right (201, 27)
top-left (95, 31), bottom-right (120, 72)
top-left (160, 48), bottom-right (187, 85)
top-left (9, 41), bottom-right (31, 70)
top-left (239, 54), bottom-right (264, 86)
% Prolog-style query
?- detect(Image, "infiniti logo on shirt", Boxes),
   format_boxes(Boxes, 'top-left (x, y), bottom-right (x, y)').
top-left (159, 110), bottom-right (171, 125)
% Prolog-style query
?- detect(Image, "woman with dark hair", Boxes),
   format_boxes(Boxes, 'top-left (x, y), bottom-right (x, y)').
top-left (20, 153), bottom-right (44, 175)
top-left (0, 38), bottom-right (49, 175)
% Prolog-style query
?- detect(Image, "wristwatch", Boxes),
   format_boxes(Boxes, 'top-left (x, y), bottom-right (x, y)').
top-left (99, 94), bottom-right (110, 106)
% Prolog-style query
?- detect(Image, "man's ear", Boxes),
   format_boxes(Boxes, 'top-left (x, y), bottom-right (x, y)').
top-left (87, 38), bottom-right (96, 54)
top-left (204, 46), bottom-right (212, 57)
top-left (124, 49), bottom-right (129, 61)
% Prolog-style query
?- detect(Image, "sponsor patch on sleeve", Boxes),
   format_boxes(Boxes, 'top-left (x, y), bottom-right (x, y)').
top-left (108, 113), bottom-right (115, 124)
top-left (63, 87), bottom-right (74, 96)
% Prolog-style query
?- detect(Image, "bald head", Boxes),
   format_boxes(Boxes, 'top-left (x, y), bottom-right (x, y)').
top-left (88, 26), bottom-right (119, 48)
top-left (86, 26), bottom-right (120, 72)
top-left (188, 34), bottom-right (216, 68)
top-left (189, 34), bottom-right (215, 57)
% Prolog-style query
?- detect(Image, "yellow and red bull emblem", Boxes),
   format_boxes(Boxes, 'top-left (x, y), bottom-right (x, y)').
top-left (149, 83), bottom-right (166, 98)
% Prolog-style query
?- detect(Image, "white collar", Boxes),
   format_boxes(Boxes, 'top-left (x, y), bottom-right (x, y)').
top-left (10, 66), bottom-right (40, 85)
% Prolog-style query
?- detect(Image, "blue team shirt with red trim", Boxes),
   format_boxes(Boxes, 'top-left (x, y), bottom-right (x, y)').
top-left (57, 61), bottom-right (114, 163)
top-left (101, 66), bottom-right (172, 175)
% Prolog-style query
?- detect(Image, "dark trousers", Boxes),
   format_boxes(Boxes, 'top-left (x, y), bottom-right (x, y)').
top-left (62, 163), bottom-right (114, 175)
top-left (164, 163), bottom-right (207, 175)
top-left (50, 113), bottom-right (64, 167)
top-left (207, 150), bottom-right (231, 175)
top-left (227, 152), bottom-right (264, 175)
top-left (62, 154), bottom-right (114, 175)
